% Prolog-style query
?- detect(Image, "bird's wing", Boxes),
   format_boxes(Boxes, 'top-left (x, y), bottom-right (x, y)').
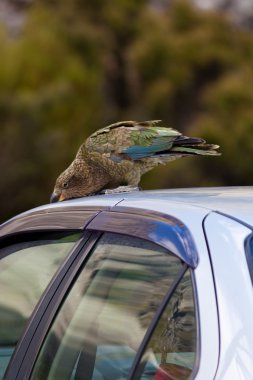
top-left (80, 120), bottom-right (182, 161)
top-left (88, 120), bottom-right (162, 138)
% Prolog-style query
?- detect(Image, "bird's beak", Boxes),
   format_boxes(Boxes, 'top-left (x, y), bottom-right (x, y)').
top-left (50, 192), bottom-right (65, 203)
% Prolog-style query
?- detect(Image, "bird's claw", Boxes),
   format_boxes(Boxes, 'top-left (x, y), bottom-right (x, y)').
top-left (101, 186), bottom-right (141, 195)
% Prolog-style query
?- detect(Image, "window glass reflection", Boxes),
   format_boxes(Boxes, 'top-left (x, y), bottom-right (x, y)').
top-left (136, 269), bottom-right (196, 380)
top-left (0, 232), bottom-right (81, 379)
top-left (31, 233), bottom-right (183, 380)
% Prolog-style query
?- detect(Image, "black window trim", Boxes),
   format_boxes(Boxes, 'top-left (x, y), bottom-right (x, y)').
top-left (1, 203), bottom-right (200, 380)
top-left (245, 232), bottom-right (253, 285)
top-left (189, 269), bottom-right (201, 380)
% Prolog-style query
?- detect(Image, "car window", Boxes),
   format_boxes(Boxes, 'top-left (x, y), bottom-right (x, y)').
top-left (30, 232), bottom-right (185, 380)
top-left (133, 268), bottom-right (196, 380)
top-left (0, 231), bottom-right (81, 379)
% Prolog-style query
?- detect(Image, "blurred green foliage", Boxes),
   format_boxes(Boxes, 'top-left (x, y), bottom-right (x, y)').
top-left (1, 0), bottom-right (253, 222)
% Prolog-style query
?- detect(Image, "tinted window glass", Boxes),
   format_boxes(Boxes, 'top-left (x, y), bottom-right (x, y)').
top-left (31, 233), bottom-right (183, 380)
top-left (135, 269), bottom-right (196, 380)
top-left (0, 232), bottom-right (81, 379)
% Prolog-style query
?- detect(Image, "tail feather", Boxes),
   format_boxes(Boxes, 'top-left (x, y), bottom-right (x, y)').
top-left (168, 134), bottom-right (220, 156)
top-left (142, 136), bottom-right (220, 165)
top-left (172, 136), bottom-right (205, 146)
top-left (139, 129), bottom-right (220, 175)
top-left (171, 145), bottom-right (220, 156)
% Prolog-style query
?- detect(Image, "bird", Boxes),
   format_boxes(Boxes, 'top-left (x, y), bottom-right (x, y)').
top-left (50, 120), bottom-right (220, 202)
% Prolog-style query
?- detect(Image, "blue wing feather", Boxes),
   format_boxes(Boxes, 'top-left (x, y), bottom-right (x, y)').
top-left (122, 137), bottom-right (174, 159)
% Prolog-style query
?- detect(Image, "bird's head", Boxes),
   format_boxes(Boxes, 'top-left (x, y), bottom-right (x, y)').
top-left (50, 159), bottom-right (99, 203)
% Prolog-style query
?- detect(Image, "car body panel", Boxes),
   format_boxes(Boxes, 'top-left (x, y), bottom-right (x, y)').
top-left (204, 212), bottom-right (253, 380)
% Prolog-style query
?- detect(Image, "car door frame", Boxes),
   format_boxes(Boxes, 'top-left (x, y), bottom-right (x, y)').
top-left (1, 204), bottom-right (214, 380)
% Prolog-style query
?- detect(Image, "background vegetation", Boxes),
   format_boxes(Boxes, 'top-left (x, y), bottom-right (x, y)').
top-left (1, 0), bottom-right (253, 222)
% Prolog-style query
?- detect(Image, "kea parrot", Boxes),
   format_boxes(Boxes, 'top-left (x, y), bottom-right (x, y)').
top-left (50, 120), bottom-right (220, 202)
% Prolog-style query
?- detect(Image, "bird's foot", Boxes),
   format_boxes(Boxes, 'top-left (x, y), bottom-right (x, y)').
top-left (101, 186), bottom-right (141, 195)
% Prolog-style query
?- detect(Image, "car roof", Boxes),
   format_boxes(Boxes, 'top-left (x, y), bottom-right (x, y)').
top-left (124, 186), bottom-right (253, 227)
top-left (152, 186), bottom-right (253, 225)
top-left (24, 186), bottom-right (253, 229)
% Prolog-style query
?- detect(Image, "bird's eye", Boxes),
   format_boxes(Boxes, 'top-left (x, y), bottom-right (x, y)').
top-left (63, 182), bottom-right (69, 189)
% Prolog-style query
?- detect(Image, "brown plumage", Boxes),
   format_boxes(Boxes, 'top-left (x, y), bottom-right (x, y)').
top-left (50, 120), bottom-right (220, 202)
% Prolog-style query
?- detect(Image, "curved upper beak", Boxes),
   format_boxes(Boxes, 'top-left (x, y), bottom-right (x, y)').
top-left (50, 192), bottom-right (60, 203)
top-left (50, 192), bottom-right (66, 203)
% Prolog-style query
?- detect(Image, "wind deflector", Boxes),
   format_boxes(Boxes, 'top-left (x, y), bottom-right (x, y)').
top-left (0, 206), bottom-right (104, 238)
top-left (86, 206), bottom-right (198, 268)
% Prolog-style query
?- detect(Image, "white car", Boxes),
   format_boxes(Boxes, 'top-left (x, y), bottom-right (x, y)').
top-left (0, 187), bottom-right (253, 380)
